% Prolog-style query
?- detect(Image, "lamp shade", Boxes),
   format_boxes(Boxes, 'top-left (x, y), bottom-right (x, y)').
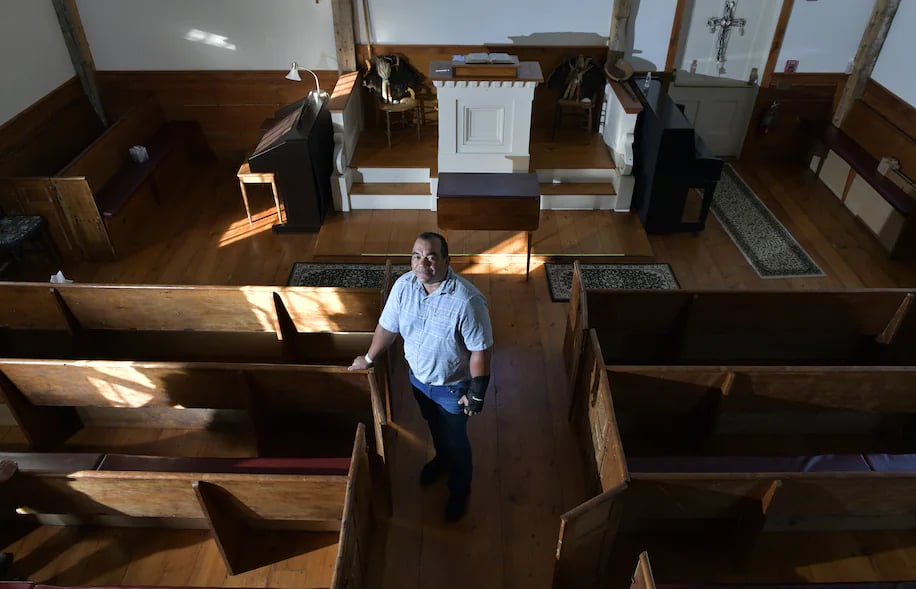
top-left (285, 61), bottom-right (302, 82)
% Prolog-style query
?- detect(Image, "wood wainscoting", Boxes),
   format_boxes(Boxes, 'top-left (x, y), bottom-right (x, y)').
top-left (0, 77), bottom-right (104, 178)
top-left (97, 70), bottom-right (342, 162)
top-left (841, 79), bottom-right (916, 180)
top-left (741, 72), bottom-right (847, 162)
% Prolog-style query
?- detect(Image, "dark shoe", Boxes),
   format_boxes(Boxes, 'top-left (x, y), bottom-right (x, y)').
top-left (0, 552), bottom-right (12, 580)
top-left (420, 458), bottom-right (443, 485)
top-left (445, 492), bottom-right (469, 522)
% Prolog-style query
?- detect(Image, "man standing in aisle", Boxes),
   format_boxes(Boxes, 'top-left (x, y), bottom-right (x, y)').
top-left (349, 232), bottom-right (492, 522)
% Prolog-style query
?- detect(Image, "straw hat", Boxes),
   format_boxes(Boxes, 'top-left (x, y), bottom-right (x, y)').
top-left (606, 58), bottom-right (634, 81)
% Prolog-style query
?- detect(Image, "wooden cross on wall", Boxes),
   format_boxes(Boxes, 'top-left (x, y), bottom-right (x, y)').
top-left (707, 0), bottom-right (746, 73)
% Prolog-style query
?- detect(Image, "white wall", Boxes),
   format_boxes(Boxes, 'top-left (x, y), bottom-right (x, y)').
top-left (355, 0), bottom-right (611, 45)
top-left (777, 0), bottom-right (873, 73)
top-left (872, 0), bottom-right (916, 107)
top-left (677, 0), bottom-right (781, 82)
top-left (76, 0), bottom-right (337, 71)
top-left (631, 0), bottom-right (678, 71)
top-left (0, 0), bottom-right (75, 127)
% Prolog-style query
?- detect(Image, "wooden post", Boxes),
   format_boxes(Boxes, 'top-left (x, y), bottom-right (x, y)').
top-left (760, 0), bottom-right (795, 89)
top-left (664, 0), bottom-right (689, 72)
top-left (607, 0), bottom-right (632, 66)
top-left (331, 0), bottom-right (358, 72)
top-left (833, 0), bottom-right (900, 127)
top-left (51, 0), bottom-right (108, 127)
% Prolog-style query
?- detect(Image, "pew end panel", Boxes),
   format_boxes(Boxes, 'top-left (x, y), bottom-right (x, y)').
top-left (330, 421), bottom-right (377, 589)
top-left (570, 330), bottom-right (628, 494)
top-left (563, 260), bottom-right (588, 384)
top-left (554, 483), bottom-right (628, 589)
top-left (630, 552), bottom-right (656, 589)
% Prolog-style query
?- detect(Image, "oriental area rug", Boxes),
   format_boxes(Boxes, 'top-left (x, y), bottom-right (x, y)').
top-left (544, 263), bottom-right (679, 302)
top-left (710, 165), bottom-right (824, 279)
top-left (286, 263), bottom-right (409, 288)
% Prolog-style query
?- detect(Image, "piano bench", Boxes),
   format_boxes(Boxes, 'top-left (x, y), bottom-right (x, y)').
top-left (237, 160), bottom-right (283, 225)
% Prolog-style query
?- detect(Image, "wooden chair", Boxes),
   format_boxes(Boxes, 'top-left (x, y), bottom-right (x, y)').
top-left (376, 98), bottom-right (422, 149)
top-left (552, 95), bottom-right (597, 141)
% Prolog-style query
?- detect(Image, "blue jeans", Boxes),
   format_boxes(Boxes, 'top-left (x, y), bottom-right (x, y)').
top-left (412, 385), bottom-right (472, 497)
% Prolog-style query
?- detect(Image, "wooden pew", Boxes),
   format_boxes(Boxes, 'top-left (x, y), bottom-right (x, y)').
top-left (0, 358), bottom-right (388, 462)
top-left (629, 551), bottom-right (916, 589)
top-left (0, 280), bottom-right (386, 358)
top-left (597, 365), bottom-right (916, 455)
top-left (554, 331), bottom-right (916, 589)
top-left (0, 279), bottom-right (397, 424)
top-left (0, 424), bottom-right (376, 588)
top-left (0, 95), bottom-right (210, 261)
top-left (563, 261), bottom-right (916, 386)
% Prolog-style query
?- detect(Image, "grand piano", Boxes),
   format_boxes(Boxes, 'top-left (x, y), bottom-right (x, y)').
top-left (631, 79), bottom-right (723, 234)
top-left (248, 94), bottom-right (334, 233)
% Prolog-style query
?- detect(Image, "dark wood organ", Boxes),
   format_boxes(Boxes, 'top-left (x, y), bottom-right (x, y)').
top-left (248, 95), bottom-right (334, 232)
top-left (631, 79), bottom-right (723, 234)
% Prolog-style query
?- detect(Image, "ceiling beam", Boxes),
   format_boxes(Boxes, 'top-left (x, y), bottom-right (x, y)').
top-left (760, 0), bottom-right (795, 89)
top-left (51, 0), bottom-right (107, 127)
top-left (833, 0), bottom-right (900, 127)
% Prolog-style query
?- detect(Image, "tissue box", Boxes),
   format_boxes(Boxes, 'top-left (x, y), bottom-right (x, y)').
top-left (129, 145), bottom-right (149, 163)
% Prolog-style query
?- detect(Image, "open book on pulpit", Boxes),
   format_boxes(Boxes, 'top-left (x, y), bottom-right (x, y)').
top-left (464, 52), bottom-right (519, 65)
top-left (452, 53), bottom-right (520, 77)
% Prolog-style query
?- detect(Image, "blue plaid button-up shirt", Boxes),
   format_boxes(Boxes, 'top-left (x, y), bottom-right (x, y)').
top-left (379, 267), bottom-right (493, 387)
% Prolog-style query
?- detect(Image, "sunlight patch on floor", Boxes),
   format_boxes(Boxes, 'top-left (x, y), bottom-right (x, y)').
top-left (219, 212), bottom-right (277, 247)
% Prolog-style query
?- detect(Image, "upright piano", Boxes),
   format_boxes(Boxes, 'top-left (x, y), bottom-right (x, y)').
top-left (631, 79), bottom-right (723, 234)
top-left (248, 94), bottom-right (334, 233)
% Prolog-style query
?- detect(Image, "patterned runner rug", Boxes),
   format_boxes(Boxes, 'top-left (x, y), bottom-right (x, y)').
top-left (710, 166), bottom-right (824, 279)
top-left (287, 263), bottom-right (410, 287)
top-left (544, 263), bottom-right (679, 302)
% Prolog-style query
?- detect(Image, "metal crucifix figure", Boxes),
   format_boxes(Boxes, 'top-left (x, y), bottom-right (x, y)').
top-left (707, 0), bottom-right (746, 74)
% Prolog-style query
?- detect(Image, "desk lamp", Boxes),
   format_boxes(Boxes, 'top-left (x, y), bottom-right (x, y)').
top-left (285, 61), bottom-right (328, 100)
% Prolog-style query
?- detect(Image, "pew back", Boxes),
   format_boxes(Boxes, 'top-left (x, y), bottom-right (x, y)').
top-left (563, 262), bottom-right (916, 376)
top-left (0, 359), bottom-right (387, 459)
top-left (0, 424), bottom-right (374, 586)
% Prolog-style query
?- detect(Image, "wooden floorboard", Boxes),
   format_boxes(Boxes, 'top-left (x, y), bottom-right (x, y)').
top-left (2, 147), bottom-right (916, 588)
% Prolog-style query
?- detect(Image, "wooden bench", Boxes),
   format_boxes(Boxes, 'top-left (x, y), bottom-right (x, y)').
top-left (0, 277), bottom-right (399, 425)
top-left (0, 95), bottom-right (210, 261)
top-left (630, 551), bottom-right (916, 589)
top-left (0, 423), bottom-right (376, 587)
top-left (553, 331), bottom-right (916, 589)
top-left (563, 261), bottom-right (916, 387)
top-left (811, 124), bottom-right (915, 258)
top-left (596, 364), bottom-right (916, 456)
top-left (0, 358), bottom-right (388, 462)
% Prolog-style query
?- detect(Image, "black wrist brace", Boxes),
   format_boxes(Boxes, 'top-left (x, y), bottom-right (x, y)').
top-left (466, 375), bottom-right (490, 413)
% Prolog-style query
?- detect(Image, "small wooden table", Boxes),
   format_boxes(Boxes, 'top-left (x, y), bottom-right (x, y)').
top-left (237, 160), bottom-right (282, 225)
top-left (436, 172), bottom-right (541, 280)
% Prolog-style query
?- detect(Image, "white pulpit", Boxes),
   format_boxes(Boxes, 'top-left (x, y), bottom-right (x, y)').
top-left (431, 61), bottom-right (543, 174)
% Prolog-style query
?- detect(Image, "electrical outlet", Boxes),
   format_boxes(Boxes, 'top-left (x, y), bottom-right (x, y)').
top-left (784, 59), bottom-right (798, 73)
